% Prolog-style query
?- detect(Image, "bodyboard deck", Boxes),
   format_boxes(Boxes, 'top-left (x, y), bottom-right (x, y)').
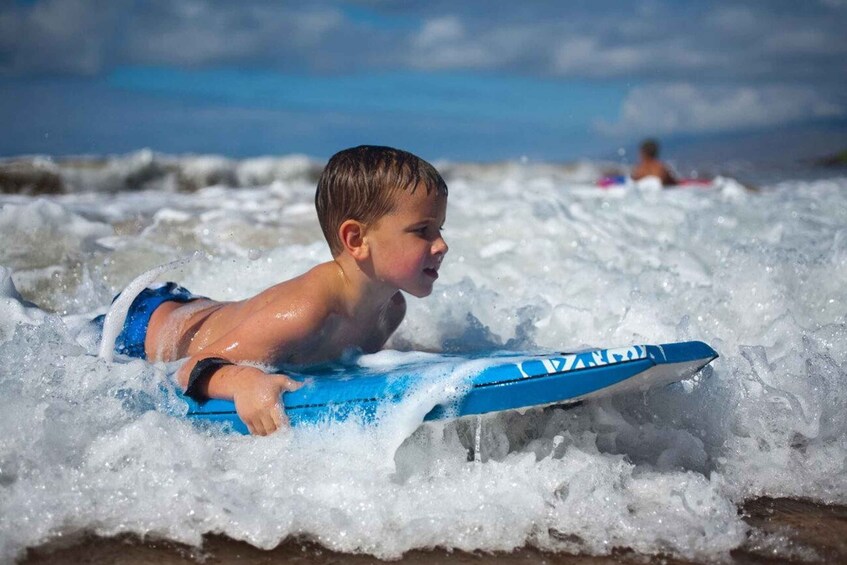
top-left (179, 340), bottom-right (717, 434)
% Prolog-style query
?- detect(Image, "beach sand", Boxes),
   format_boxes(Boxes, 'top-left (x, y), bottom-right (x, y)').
top-left (22, 498), bottom-right (847, 564)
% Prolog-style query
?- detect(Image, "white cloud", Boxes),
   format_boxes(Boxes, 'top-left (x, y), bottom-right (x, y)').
top-left (597, 83), bottom-right (845, 136)
top-left (1, 0), bottom-right (845, 94)
top-left (554, 38), bottom-right (647, 75)
top-left (0, 0), bottom-right (344, 74)
top-left (0, 0), bottom-right (125, 75)
top-left (408, 16), bottom-right (498, 70)
top-left (415, 16), bottom-right (465, 48)
top-left (399, 3), bottom-right (847, 82)
top-left (126, 3), bottom-right (344, 67)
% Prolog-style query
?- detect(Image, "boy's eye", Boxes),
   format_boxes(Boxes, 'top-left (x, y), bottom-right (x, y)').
top-left (409, 224), bottom-right (443, 238)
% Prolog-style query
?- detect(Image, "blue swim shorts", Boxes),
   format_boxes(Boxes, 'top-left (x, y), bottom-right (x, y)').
top-left (93, 282), bottom-right (203, 359)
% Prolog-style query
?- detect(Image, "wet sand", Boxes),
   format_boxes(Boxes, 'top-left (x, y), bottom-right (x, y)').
top-left (22, 498), bottom-right (847, 565)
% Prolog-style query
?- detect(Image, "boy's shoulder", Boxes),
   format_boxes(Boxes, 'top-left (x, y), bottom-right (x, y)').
top-left (250, 263), bottom-right (406, 355)
top-left (260, 262), bottom-right (342, 312)
top-left (256, 262), bottom-right (405, 326)
top-left (233, 263), bottom-right (342, 346)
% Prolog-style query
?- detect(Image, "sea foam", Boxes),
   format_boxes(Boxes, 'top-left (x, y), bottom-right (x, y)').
top-left (0, 155), bottom-right (845, 562)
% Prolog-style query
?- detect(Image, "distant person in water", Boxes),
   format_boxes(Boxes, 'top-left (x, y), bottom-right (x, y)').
top-left (96, 146), bottom-right (448, 435)
top-left (631, 139), bottom-right (677, 187)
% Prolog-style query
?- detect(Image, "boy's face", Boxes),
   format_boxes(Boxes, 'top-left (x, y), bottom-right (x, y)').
top-left (364, 185), bottom-right (448, 298)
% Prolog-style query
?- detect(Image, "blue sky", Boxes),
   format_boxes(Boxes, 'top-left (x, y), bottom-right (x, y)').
top-left (1, 0), bottom-right (845, 162)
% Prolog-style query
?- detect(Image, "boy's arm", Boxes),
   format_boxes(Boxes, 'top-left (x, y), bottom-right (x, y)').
top-left (175, 298), bottom-right (330, 435)
top-left (179, 362), bottom-right (301, 436)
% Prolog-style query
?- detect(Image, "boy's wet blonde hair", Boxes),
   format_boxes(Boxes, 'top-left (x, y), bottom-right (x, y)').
top-left (315, 145), bottom-right (448, 256)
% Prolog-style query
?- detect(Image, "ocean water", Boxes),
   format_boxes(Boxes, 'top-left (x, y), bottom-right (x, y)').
top-left (1, 152), bottom-right (846, 562)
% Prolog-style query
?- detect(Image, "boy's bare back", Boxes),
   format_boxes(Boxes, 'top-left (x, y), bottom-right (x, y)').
top-left (145, 262), bottom-right (405, 367)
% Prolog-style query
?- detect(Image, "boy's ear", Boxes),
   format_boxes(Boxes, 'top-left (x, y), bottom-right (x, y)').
top-left (338, 219), bottom-right (369, 260)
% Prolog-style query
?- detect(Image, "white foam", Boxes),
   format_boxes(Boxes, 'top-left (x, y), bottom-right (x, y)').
top-left (0, 159), bottom-right (845, 562)
top-left (0, 266), bottom-right (47, 343)
top-left (0, 199), bottom-right (112, 268)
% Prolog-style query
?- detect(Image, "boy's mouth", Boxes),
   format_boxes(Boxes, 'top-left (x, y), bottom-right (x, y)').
top-left (423, 267), bottom-right (439, 279)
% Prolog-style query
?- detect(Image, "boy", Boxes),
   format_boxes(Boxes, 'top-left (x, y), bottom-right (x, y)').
top-left (631, 139), bottom-right (677, 187)
top-left (105, 146), bottom-right (448, 435)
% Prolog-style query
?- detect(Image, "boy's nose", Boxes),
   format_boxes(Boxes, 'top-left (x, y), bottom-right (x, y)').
top-left (433, 236), bottom-right (448, 256)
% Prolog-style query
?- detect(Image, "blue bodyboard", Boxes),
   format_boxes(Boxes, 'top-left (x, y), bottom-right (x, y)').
top-left (179, 340), bottom-right (717, 434)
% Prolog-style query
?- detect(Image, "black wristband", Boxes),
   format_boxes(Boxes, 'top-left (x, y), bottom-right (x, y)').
top-left (185, 357), bottom-right (234, 403)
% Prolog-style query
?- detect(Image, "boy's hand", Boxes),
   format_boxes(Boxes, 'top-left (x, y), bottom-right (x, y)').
top-left (231, 367), bottom-right (303, 436)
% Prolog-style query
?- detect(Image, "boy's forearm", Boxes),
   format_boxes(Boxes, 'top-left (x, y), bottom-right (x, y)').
top-left (177, 357), bottom-right (266, 401)
top-left (177, 355), bottom-right (302, 435)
